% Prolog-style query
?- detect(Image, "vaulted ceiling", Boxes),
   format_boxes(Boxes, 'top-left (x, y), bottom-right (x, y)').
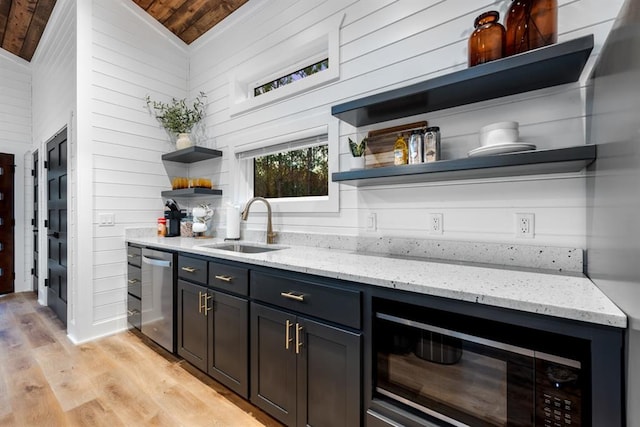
top-left (0, 0), bottom-right (248, 62)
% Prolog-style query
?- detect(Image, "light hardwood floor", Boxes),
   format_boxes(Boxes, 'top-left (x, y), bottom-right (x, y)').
top-left (0, 292), bottom-right (281, 427)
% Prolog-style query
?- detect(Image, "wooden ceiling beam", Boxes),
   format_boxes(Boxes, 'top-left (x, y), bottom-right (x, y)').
top-left (147, 0), bottom-right (188, 24)
top-left (163, 0), bottom-right (210, 37)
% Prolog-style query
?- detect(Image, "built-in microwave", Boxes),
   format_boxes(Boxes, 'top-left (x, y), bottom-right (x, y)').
top-left (371, 299), bottom-right (589, 427)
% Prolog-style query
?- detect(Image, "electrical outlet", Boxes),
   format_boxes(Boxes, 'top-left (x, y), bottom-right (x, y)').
top-left (429, 213), bottom-right (443, 234)
top-left (515, 213), bottom-right (534, 238)
top-left (98, 213), bottom-right (115, 227)
top-left (366, 213), bottom-right (377, 231)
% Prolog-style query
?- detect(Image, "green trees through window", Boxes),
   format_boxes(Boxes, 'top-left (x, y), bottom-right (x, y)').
top-left (254, 145), bottom-right (328, 198)
top-left (254, 58), bottom-right (329, 97)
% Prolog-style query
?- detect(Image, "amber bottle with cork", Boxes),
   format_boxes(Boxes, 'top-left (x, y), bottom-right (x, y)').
top-left (393, 134), bottom-right (408, 165)
top-left (505, 0), bottom-right (558, 56)
top-left (468, 11), bottom-right (505, 66)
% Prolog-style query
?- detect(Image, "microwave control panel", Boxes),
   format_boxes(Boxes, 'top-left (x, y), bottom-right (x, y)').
top-left (535, 359), bottom-right (583, 426)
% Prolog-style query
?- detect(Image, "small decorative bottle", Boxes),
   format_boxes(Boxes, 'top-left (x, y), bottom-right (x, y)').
top-left (408, 131), bottom-right (424, 165)
top-left (393, 134), bottom-right (408, 165)
top-left (505, 0), bottom-right (558, 56)
top-left (468, 11), bottom-right (506, 67)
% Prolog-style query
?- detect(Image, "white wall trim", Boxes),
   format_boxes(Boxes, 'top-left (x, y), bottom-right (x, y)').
top-left (0, 48), bottom-right (29, 68)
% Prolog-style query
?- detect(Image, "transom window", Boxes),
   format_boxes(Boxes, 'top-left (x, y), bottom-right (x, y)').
top-left (253, 58), bottom-right (329, 97)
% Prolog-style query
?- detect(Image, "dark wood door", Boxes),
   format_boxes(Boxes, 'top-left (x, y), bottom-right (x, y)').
top-left (32, 150), bottom-right (39, 294)
top-left (297, 317), bottom-right (361, 427)
top-left (46, 129), bottom-right (68, 325)
top-left (177, 280), bottom-right (208, 372)
top-left (208, 290), bottom-right (249, 398)
top-left (0, 153), bottom-right (15, 295)
top-left (250, 303), bottom-right (297, 426)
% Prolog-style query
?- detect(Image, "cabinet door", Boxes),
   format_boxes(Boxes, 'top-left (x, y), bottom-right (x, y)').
top-left (177, 280), bottom-right (208, 372)
top-left (250, 303), bottom-right (297, 426)
top-left (297, 318), bottom-right (361, 427)
top-left (208, 291), bottom-right (249, 398)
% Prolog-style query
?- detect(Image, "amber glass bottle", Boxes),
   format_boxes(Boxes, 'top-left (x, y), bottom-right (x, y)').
top-left (505, 0), bottom-right (558, 56)
top-left (468, 11), bottom-right (505, 67)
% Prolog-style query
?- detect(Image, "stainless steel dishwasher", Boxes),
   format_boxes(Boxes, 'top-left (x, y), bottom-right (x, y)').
top-left (141, 248), bottom-right (176, 353)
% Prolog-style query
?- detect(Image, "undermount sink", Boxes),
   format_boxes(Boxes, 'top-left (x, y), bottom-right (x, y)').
top-left (198, 242), bottom-right (286, 254)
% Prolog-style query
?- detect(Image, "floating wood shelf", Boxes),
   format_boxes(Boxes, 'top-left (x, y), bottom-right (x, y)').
top-left (161, 188), bottom-right (223, 198)
top-left (332, 145), bottom-right (596, 187)
top-left (331, 35), bottom-right (594, 127)
top-left (162, 146), bottom-right (223, 163)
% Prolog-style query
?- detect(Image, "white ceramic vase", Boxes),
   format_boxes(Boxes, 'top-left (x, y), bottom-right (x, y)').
top-left (176, 133), bottom-right (193, 150)
top-left (349, 155), bottom-right (365, 170)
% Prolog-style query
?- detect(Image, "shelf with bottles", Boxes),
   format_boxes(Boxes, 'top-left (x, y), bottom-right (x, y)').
top-left (331, 35), bottom-right (593, 127)
top-left (331, 145), bottom-right (596, 187)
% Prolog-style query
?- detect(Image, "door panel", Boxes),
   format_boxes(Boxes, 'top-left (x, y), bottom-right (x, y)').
top-left (177, 279), bottom-right (208, 372)
top-left (250, 303), bottom-right (297, 426)
top-left (33, 150), bottom-right (39, 294)
top-left (297, 318), bottom-right (361, 427)
top-left (47, 129), bottom-right (68, 325)
top-left (208, 291), bottom-right (249, 398)
top-left (0, 153), bottom-right (14, 295)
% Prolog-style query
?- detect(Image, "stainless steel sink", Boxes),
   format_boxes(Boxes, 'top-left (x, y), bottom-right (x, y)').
top-left (197, 242), bottom-right (286, 253)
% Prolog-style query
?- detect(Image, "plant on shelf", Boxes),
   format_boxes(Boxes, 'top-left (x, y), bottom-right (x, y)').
top-left (347, 137), bottom-right (367, 170)
top-left (145, 91), bottom-right (207, 149)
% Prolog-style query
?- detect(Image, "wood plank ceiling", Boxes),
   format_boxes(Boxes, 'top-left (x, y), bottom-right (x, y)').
top-left (0, 0), bottom-right (248, 62)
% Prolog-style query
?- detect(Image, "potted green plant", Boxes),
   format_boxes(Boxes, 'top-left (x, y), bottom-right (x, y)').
top-left (146, 91), bottom-right (207, 149)
top-left (348, 137), bottom-right (367, 169)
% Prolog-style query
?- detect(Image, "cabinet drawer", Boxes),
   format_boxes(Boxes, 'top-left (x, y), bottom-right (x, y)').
top-left (250, 271), bottom-right (361, 329)
top-left (209, 262), bottom-right (248, 296)
top-left (127, 265), bottom-right (141, 298)
top-left (127, 294), bottom-right (141, 330)
top-left (127, 245), bottom-right (142, 267)
top-left (178, 255), bottom-right (208, 285)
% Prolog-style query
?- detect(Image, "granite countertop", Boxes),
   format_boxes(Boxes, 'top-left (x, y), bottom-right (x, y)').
top-left (127, 235), bottom-right (627, 329)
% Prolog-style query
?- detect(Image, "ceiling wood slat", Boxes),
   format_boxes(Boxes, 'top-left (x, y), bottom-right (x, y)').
top-left (178, 0), bottom-right (247, 44)
top-left (1, 0), bottom-right (246, 62)
top-left (19, 0), bottom-right (55, 60)
top-left (2, 0), bottom-right (37, 57)
top-left (0, 0), bottom-right (12, 44)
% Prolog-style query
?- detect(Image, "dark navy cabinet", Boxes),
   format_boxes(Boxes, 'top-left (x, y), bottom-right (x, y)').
top-left (250, 271), bottom-right (362, 427)
top-left (176, 255), bottom-right (250, 398)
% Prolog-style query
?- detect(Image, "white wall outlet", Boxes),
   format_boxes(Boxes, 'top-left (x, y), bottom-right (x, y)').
top-left (366, 212), bottom-right (377, 231)
top-left (429, 213), bottom-right (443, 234)
top-left (515, 213), bottom-right (534, 238)
top-left (98, 213), bottom-right (115, 227)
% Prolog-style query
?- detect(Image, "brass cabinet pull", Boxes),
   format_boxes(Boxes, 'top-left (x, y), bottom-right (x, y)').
top-left (127, 279), bottom-right (139, 284)
top-left (280, 291), bottom-right (304, 302)
top-left (204, 294), bottom-right (213, 316)
top-left (181, 266), bottom-right (197, 273)
top-left (295, 323), bottom-right (304, 354)
top-left (127, 309), bottom-right (139, 316)
top-left (127, 254), bottom-right (135, 258)
top-left (285, 320), bottom-right (293, 350)
top-left (198, 291), bottom-right (204, 313)
top-left (214, 275), bottom-right (233, 282)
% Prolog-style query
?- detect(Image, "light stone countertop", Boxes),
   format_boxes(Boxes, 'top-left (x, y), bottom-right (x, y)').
top-left (127, 235), bottom-right (627, 329)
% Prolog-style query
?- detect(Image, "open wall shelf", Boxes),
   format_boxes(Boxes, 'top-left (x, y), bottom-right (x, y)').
top-left (162, 146), bottom-right (223, 163)
top-left (332, 145), bottom-right (596, 187)
top-left (331, 35), bottom-right (594, 127)
top-left (161, 188), bottom-right (223, 198)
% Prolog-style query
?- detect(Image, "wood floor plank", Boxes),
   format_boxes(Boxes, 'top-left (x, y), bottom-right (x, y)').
top-left (65, 399), bottom-right (126, 427)
top-left (0, 292), bottom-right (281, 427)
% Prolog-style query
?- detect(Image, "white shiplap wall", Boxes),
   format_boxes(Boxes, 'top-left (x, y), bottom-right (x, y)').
top-left (88, 0), bottom-right (189, 337)
top-left (0, 49), bottom-right (31, 293)
top-left (189, 0), bottom-right (624, 248)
